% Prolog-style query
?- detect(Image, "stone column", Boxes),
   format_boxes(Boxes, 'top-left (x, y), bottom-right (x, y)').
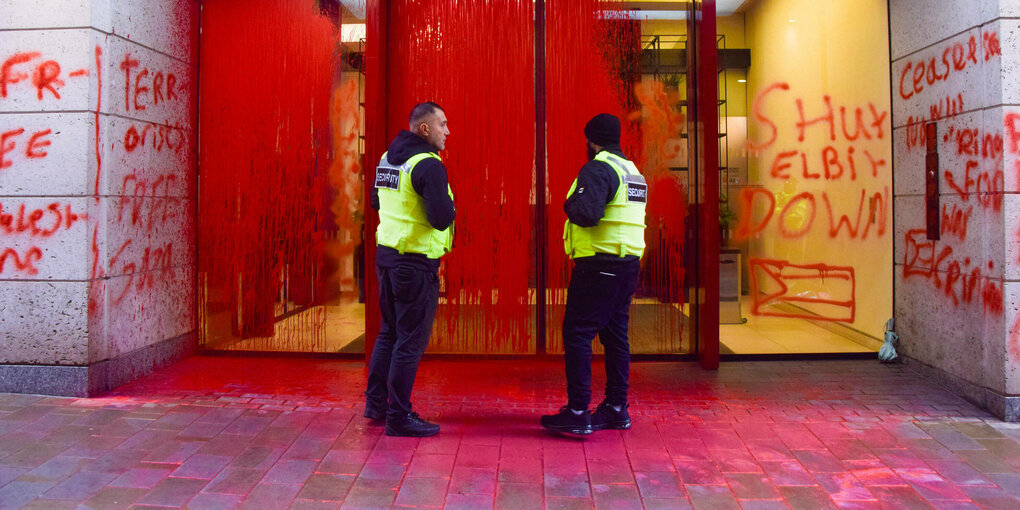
top-left (0, 0), bottom-right (199, 396)
top-left (891, 0), bottom-right (1020, 420)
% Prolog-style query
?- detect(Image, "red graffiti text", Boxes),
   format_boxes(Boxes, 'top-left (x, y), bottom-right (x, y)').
top-left (898, 33), bottom-right (985, 100)
top-left (116, 173), bottom-right (180, 233)
top-left (747, 82), bottom-right (888, 154)
top-left (1, 52), bottom-right (88, 100)
top-left (123, 120), bottom-right (186, 155)
top-left (734, 187), bottom-right (889, 241)
top-left (903, 229), bottom-right (1003, 314)
top-left (0, 246), bottom-right (43, 275)
top-left (120, 53), bottom-right (179, 112)
top-left (0, 202), bottom-right (85, 238)
top-left (0, 128), bottom-right (53, 169)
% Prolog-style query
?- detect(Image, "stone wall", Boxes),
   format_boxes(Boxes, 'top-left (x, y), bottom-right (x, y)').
top-left (0, 0), bottom-right (199, 396)
top-left (890, 0), bottom-right (1020, 419)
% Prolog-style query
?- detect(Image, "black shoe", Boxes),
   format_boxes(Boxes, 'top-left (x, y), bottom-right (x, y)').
top-left (363, 407), bottom-right (385, 421)
top-left (591, 402), bottom-right (631, 431)
top-left (540, 406), bottom-right (592, 436)
top-left (385, 412), bottom-right (440, 437)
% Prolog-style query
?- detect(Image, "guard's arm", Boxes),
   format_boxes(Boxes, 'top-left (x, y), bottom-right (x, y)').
top-left (411, 160), bottom-right (456, 231)
top-left (563, 162), bottom-right (618, 227)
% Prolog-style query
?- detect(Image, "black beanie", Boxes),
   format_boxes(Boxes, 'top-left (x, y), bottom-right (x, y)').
top-left (583, 113), bottom-right (621, 146)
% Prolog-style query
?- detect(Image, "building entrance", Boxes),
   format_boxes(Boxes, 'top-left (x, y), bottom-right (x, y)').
top-left (196, 0), bottom-right (889, 362)
top-left (196, 0), bottom-right (704, 359)
top-left (712, 0), bottom-right (893, 355)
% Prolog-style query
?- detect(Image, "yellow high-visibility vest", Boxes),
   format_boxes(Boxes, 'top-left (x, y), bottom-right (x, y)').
top-left (564, 151), bottom-right (647, 259)
top-left (375, 151), bottom-right (454, 258)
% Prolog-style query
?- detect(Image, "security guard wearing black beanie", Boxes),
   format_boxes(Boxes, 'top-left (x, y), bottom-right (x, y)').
top-left (541, 113), bottom-right (647, 436)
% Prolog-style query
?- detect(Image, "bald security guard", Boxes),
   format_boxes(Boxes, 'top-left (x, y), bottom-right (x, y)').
top-left (365, 102), bottom-right (455, 437)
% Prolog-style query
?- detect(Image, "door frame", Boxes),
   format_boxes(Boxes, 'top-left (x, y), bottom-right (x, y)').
top-left (688, 0), bottom-right (720, 369)
top-left (362, 0), bottom-right (721, 367)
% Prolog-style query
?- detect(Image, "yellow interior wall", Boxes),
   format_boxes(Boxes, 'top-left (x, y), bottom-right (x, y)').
top-left (742, 0), bottom-right (892, 338)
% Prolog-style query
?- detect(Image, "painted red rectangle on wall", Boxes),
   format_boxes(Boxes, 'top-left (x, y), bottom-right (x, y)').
top-left (749, 258), bottom-right (856, 323)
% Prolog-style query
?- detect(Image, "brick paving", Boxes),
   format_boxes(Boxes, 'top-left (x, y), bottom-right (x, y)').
top-left (2, 356), bottom-right (1020, 508)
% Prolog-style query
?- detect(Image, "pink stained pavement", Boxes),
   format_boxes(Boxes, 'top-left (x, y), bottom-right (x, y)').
top-left (1, 356), bottom-right (1019, 509)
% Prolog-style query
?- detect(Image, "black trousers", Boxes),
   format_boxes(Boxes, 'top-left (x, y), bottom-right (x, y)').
top-left (563, 258), bottom-right (640, 411)
top-left (365, 263), bottom-right (440, 420)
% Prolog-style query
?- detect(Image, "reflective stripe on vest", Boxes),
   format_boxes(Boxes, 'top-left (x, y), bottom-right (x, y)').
top-left (563, 151), bottom-right (647, 259)
top-left (375, 151), bottom-right (455, 258)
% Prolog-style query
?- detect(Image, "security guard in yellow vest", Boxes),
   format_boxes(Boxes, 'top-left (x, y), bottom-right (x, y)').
top-left (541, 113), bottom-right (646, 436)
top-left (365, 102), bottom-right (455, 437)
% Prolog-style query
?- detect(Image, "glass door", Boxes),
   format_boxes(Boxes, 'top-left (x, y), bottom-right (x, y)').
top-left (199, 0), bottom-right (716, 359)
top-left (543, 0), bottom-right (693, 357)
top-left (717, 0), bottom-right (892, 355)
top-left (197, 0), bottom-right (367, 354)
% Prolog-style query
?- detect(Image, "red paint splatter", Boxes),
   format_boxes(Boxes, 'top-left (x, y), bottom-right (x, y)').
top-left (1005, 113), bottom-right (1020, 155)
top-left (546, 0), bottom-right (664, 352)
top-left (634, 80), bottom-right (683, 178)
top-left (381, 0), bottom-right (539, 352)
top-left (1009, 313), bottom-right (1020, 358)
top-left (199, 0), bottom-right (336, 344)
top-left (326, 80), bottom-right (363, 295)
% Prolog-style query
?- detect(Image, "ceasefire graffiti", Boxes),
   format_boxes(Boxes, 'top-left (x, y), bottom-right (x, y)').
top-left (892, 27), bottom-right (1013, 330)
top-left (897, 31), bottom-right (999, 102)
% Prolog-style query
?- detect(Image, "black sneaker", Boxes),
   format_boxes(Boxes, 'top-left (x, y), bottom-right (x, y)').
top-left (540, 406), bottom-right (592, 436)
top-left (363, 407), bottom-right (385, 421)
top-left (385, 412), bottom-right (440, 437)
top-left (591, 402), bottom-right (631, 431)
